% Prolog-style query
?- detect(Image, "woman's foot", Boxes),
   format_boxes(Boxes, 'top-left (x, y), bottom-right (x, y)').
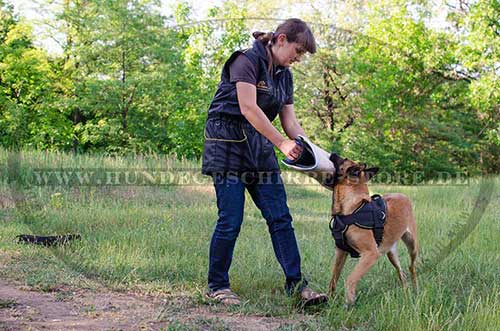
top-left (299, 287), bottom-right (328, 307)
top-left (206, 288), bottom-right (241, 305)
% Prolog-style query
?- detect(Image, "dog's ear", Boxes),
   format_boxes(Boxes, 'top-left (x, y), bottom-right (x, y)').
top-left (364, 167), bottom-right (379, 181)
top-left (329, 153), bottom-right (344, 171)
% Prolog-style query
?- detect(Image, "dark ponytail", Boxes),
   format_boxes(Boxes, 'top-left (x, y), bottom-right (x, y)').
top-left (252, 31), bottom-right (274, 44)
top-left (252, 18), bottom-right (316, 54)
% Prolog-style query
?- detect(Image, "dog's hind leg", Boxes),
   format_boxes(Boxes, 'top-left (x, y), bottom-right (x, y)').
top-left (387, 243), bottom-right (407, 287)
top-left (329, 248), bottom-right (348, 296)
top-left (402, 230), bottom-right (418, 288)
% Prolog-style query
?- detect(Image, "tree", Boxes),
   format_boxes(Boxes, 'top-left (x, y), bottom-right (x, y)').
top-left (291, 1), bottom-right (484, 179)
top-left (53, 0), bottom-right (194, 154)
top-left (449, 0), bottom-right (500, 172)
top-left (0, 0), bottom-right (72, 149)
top-left (340, 3), bottom-right (482, 179)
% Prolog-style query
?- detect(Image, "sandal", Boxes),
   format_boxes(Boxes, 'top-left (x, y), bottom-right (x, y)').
top-left (206, 288), bottom-right (241, 305)
top-left (300, 287), bottom-right (328, 307)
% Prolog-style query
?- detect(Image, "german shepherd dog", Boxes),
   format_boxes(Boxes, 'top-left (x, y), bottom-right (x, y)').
top-left (328, 154), bottom-right (418, 306)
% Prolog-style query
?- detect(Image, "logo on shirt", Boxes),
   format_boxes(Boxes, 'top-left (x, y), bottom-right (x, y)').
top-left (257, 81), bottom-right (268, 88)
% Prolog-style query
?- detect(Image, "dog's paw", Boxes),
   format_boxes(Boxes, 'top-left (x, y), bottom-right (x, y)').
top-left (344, 294), bottom-right (357, 309)
top-left (343, 300), bottom-right (357, 310)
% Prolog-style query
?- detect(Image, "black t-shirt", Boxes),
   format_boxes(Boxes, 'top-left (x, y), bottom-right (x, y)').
top-left (229, 54), bottom-right (293, 105)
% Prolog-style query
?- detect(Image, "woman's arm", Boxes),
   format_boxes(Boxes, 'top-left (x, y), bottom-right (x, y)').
top-left (279, 104), bottom-right (306, 139)
top-left (236, 82), bottom-right (302, 160)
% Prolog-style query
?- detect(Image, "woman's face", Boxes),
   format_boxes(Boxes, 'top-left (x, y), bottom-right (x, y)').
top-left (271, 34), bottom-right (306, 67)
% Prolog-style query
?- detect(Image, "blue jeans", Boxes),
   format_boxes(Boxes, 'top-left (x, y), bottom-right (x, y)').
top-left (208, 172), bottom-right (307, 294)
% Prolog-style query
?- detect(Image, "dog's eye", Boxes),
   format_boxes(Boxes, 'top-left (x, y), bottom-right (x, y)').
top-left (347, 167), bottom-right (361, 177)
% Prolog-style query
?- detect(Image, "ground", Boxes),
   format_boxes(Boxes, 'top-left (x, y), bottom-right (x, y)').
top-left (1, 152), bottom-right (498, 330)
top-left (0, 278), bottom-right (302, 331)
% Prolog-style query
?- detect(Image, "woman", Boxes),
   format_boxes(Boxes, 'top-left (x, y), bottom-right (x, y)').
top-left (202, 18), bottom-right (327, 306)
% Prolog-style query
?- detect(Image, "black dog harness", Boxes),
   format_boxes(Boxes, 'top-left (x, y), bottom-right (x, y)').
top-left (329, 194), bottom-right (387, 258)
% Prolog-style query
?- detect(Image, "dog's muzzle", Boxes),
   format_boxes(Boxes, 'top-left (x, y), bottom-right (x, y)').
top-left (282, 135), bottom-right (336, 190)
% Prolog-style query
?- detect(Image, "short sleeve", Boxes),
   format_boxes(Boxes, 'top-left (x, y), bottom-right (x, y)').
top-left (229, 54), bottom-right (257, 85)
top-left (285, 70), bottom-right (294, 105)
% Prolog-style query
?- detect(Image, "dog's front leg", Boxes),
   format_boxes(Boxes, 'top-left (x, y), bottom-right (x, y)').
top-left (329, 248), bottom-right (348, 296)
top-left (345, 249), bottom-right (379, 306)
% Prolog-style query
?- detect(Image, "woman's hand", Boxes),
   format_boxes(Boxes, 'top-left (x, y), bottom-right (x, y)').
top-left (278, 139), bottom-right (303, 161)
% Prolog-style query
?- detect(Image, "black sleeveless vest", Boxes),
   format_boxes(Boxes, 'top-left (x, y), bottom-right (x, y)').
top-left (201, 40), bottom-right (294, 176)
top-left (207, 40), bottom-right (293, 121)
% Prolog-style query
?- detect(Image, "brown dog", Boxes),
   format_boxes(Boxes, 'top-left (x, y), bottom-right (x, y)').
top-left (327, 154), bottom-right (418, 306)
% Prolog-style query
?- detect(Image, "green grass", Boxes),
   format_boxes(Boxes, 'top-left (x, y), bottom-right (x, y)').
top-left (1, 149), bottom-right (499, 330)
top-left (165, 317), bottom-right (230, 331)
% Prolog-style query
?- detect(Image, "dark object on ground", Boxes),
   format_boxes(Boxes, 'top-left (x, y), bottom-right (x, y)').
top-left (16, 234), bottom-right (81, 247)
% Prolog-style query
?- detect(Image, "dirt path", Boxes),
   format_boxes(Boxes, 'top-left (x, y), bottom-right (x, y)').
top-left (0, 279), bottom-right (298, 330)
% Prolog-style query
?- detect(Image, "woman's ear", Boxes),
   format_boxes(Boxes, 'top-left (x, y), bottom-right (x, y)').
top-left (276, 33), bottom-right (287, 45)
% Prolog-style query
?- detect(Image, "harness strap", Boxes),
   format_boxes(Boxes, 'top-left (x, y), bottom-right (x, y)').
top-left (329, 216), bottom-right (361, 258)
top-left (330, 195), bottom-right (387, 258)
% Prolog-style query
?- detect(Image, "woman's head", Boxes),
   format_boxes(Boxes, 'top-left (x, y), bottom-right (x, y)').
top-left (253, 18), bottom-right (316, 67)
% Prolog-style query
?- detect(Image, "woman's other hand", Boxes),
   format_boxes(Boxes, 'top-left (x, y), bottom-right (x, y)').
top-left (278, 139), bottom-right (303, 161)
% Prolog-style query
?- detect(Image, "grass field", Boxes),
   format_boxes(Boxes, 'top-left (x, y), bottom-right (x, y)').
top-left (1, 149), bottom-right (499, 330)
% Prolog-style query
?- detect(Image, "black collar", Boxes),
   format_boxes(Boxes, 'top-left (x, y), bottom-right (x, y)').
top-left (252, 40), bottom-right (287, 73)
top-left (252, 40), bottom-right (268, 60)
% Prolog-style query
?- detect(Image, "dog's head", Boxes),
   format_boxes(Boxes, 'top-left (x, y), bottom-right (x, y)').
top-left (329, 153), bottom-right (379, 186)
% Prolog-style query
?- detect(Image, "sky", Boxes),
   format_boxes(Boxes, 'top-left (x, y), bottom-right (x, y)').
top-left (9, 0), bottom-right (221, 18)
top-left (8, 0), bottom-right (222, 54)
top-left (8, 0), bottom-right (453, 55)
